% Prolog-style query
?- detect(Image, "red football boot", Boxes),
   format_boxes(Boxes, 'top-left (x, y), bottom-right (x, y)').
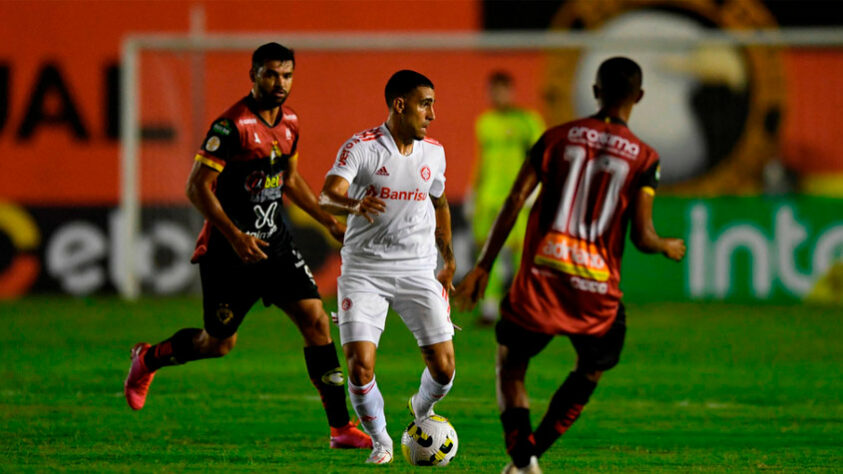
top-left (124, 343), bottom-right (156, 410)
top-left (330, 420), bottom-right (373, 449)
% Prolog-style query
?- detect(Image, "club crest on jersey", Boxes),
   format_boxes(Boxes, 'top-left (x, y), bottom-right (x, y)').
top-left (270, 141), bottom-right (285, 167)
top-left (205, 136), bottom-right (221, 152)
top-left (341, 298), bottom-right (352, 311)
top-left (420, 165), bottom-right (431, 182)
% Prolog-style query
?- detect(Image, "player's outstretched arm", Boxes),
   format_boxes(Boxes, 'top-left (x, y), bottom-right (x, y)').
top-left (454, 159), bottom-right (539, 310)
top-left (630, 188), bottom-right (686, 261)
top-left (318, 175), bottom-right (386, 224)
top-left (283, 155), bottom-right (346, 243)
top-left (186, 161), bottom-right (269, 263)
top-left (431, 193), bottom-right (456, 292)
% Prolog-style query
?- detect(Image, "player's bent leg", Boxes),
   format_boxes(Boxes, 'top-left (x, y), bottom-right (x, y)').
top-left (532, 306), bottom-right (624, 456)
top-left (279, 299), bottom-right (372, 449)
top-left (531, 370), bottom-right (598, 456)
top-left (497, 343), bottom-right (538, 469)
top-left (495, 317), bottom-right (553, 470)
top-left (125, 329), bottom-right (233, 411)
top-left (282, 298), bottom-right (332, 347)
top-left (410, 340), bottom-right (455, 420)
top-left (343, 339), bottom-right (391, 458)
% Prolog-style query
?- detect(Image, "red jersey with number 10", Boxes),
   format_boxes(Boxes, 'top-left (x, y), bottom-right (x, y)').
top-left (503, 115), bottom-right (660, 336)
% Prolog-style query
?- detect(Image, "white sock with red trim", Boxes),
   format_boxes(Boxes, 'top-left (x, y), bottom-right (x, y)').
top-left (349, 377), bottom-right (391, 448)
top-left (413, 367), bottom-right (454, 419)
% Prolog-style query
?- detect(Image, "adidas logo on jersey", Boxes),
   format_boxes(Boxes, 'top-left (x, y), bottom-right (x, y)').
top-left (376, 166), bottom-right (390, 176)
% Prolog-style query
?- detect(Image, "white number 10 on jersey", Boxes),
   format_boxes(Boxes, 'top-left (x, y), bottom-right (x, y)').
top-left (553, 145), bottom-right (629, 242)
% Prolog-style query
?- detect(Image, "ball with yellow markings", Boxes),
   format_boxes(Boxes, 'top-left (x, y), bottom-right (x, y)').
top-left (400, 415), bottom-right (459, 466)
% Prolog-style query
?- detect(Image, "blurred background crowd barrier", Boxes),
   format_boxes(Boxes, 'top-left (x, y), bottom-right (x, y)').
top-left (1, 0), bottom-right (841, 303)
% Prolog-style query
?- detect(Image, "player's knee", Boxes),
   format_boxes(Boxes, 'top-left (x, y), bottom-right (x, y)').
top-left (290, 304), bottom-right (332, 345)
top-left (346, 352), bottom-right (375, 386)
top-left (575, 354), bottom-right (620, 377)
top-left (300, 313), bottom-right (330, 340)
top-left (496, 345), bottom-right (528, 379)
top-left (430, 355), bottom-right (455, 384)
top-left (348, 363), bottom-right (374, 386)
top-left (577, 369), bottom-right (603, 383)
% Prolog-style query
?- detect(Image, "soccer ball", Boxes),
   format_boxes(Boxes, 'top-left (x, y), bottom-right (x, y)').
top-left (400, 415), bottom-right (459, 466)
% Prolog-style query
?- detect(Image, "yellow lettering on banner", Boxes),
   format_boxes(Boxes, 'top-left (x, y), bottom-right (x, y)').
top-left (534, 232), bottom-right (610, 281)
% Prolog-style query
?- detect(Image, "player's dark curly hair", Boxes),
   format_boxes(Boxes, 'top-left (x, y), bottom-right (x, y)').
top-left (252, 42), bottom-right (295, 71)
top-left (384, 70), bottom-right (434, 107)
top-left (596, 57), bottom-right (642, 106)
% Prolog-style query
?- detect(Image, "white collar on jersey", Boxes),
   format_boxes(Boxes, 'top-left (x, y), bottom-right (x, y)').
top-left (380, 123), bottom-right (419, 157)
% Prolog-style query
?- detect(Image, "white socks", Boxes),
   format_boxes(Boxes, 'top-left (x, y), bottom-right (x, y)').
top-left (349, 377), bottom-right (392, 448)
top-left (350, 369), bottom-right (455, 449)
top-left (413, 367), bottom-right (454, 419)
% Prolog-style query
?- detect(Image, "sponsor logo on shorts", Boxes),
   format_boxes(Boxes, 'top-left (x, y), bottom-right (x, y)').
top-left (216, 303), bottom-right (234, 325)
top-left (341, 297), bottom-right (352, 311)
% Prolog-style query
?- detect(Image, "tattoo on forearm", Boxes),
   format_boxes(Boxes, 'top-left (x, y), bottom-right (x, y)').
top-left (431, 194), bottom-right (455, 264)
top-left (435, 228), bottom-right (454, 263)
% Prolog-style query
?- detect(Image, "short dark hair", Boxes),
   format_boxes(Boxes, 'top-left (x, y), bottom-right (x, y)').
top-left (384, 70), bottom-right (434, 107)
top-left (596, 57), bottom-right (642, 106)
top-left (252, 42), bottom-right (295, 71)
top-left (489, 71), bottom-right (513, 86)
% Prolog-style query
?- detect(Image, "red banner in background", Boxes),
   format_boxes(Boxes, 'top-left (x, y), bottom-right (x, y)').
top-left (2, 0), bottom-right (843, 206)
top-left (0, 0), bottom-right (483, 205)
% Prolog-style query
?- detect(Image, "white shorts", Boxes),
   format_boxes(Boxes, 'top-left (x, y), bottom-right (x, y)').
top-left (337, 272), bottom-right (453, 347)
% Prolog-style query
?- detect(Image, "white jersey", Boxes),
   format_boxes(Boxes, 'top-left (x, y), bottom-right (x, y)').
top-left (326, 123), bottom-right (446, 274)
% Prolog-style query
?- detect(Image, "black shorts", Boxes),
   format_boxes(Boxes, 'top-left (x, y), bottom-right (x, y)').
top-left (198, 242), bottom-right (321, 338)
top-left (495, 303), bottom-right (627, 373)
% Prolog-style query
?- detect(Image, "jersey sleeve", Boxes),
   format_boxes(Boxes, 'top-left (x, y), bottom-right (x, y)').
top-left (637, 158), bottom-right (661, 195)
top-left (429, 151), bottom-right (446, 198)
top-left (528, 132), bottom-right (548, 174)
top-left (195, 118), bottom-right (239, 172)
top-left (326, 138), bottom-right (363, 184)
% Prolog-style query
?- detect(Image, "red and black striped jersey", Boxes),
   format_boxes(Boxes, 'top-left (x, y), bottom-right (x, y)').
top-left (192, 95), bottom-right (300, 262)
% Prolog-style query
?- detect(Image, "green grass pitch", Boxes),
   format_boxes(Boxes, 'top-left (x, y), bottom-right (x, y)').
top-left (1, 297), bottom-right (840, 472)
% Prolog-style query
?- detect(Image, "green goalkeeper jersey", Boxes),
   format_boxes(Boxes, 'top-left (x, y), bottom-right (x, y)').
top-left (473, 107), bottom-right (545, 243)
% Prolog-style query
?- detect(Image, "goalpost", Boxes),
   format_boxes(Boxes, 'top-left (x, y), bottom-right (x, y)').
top-left (119, 28), bottom-right (843, 299)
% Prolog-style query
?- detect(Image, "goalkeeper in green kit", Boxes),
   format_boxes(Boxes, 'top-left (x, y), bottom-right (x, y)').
top-left (470, 71), bottom-right (545, 324)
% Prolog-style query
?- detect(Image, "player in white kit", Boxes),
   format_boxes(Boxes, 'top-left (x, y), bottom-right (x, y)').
top-left (319, 70), bottom-right (457, 464)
